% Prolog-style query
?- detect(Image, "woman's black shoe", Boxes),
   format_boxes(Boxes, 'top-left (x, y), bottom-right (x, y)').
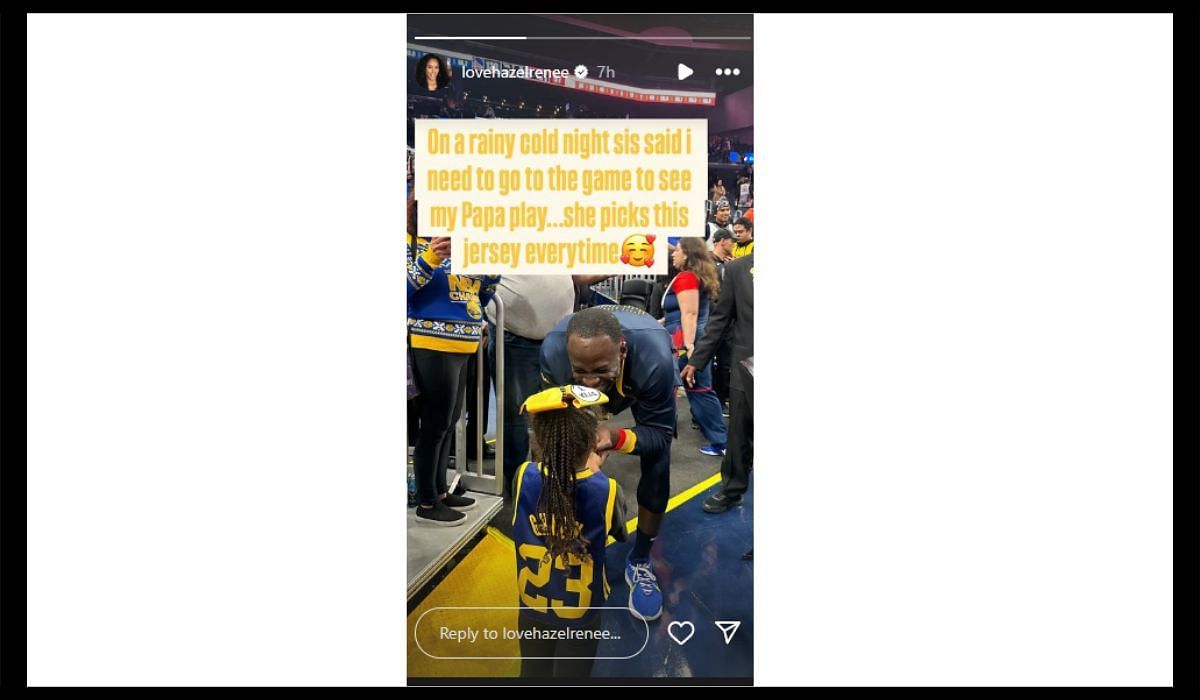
top-left (441, 493), bottom-right (476, 511)
top-left (415, 502), bottom-right (466, 526)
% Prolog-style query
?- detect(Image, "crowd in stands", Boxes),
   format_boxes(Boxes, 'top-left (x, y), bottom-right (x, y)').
top-left (708, 134), bottom-right (753, 163)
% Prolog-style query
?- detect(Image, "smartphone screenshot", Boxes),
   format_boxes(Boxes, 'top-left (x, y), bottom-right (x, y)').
top-left (406, 14), bottom-right (754, 684)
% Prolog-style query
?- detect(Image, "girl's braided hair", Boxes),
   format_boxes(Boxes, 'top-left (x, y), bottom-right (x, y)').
top-left (528, 406), bottom-right (600, 564)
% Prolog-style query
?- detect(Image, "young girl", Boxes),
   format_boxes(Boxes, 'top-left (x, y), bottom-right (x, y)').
top-left (512, 385), bottom-right (628, 678)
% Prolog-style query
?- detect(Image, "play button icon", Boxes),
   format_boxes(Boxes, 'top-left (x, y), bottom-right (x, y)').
top-left (677, 63), bottom-right (693, 80)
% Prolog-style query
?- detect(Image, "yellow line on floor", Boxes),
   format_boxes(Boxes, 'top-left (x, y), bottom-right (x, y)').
top-left (609, 471), bottom-right (722, 544)
top-left (667, 471), bottom-right (724, 513)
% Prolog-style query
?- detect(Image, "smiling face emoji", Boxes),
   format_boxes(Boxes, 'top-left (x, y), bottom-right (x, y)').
top-left (620, 234), bottom-right (656, 268)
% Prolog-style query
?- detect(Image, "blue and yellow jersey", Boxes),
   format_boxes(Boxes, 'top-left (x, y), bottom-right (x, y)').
top-left (512, 461), bottom-right (626, 628)
top-left (406, 233), bottom-right (500, 353)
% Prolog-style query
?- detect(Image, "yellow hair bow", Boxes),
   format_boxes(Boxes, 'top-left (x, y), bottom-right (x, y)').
top-left (519, 385), bottom-right (610, 414)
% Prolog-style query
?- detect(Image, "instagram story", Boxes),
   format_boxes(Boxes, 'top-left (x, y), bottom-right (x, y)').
top-left (406, 14), bottom-right (754, 684)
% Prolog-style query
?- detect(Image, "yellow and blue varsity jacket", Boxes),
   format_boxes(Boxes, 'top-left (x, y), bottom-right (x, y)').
top-left (407, 234), bottom-right (501, 353)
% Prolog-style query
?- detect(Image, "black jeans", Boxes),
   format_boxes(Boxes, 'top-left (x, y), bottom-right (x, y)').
top-left (713, 336), bottom-right (733, 407)
top-left (410, 348), bottom-right (470, 506)
top-left (518, 614), bottom-right (601, 679)
top-left (719, 364), bottom-right (754, 499)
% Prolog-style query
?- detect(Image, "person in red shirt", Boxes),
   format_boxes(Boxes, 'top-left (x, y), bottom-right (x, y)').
top-left (664, 238), bottom-right (728, 456)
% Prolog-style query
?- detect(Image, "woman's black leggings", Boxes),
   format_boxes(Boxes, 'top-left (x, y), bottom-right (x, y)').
top-left (410, 348), bottom-right (470, 506)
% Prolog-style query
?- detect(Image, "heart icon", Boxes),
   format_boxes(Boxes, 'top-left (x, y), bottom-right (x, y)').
top-left (667, 620), bottom-right (695, 646)
top-left (645, 234), bottom-right (656, 244)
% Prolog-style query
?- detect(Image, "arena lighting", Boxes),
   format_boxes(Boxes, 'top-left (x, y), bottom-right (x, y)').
top-left (728, 151), bottom-right (741, 163)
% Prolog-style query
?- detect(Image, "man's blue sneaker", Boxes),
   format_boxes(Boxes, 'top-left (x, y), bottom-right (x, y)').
top-left (699, 444), bottom-right (726, 456)
top-left (625, 557), bottom-right (663, 621)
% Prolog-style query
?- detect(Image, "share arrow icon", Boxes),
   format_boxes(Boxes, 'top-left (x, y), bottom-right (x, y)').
top-left (714, 620), bottom-right (741, 644)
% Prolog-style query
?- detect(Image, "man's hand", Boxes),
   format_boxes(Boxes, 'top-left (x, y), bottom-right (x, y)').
top-left (595, 426), bottom-right (614, 453)
top-left (594, 424), bottom-right (623, 453)
top-left (680, 364), bottom-right (697, 388)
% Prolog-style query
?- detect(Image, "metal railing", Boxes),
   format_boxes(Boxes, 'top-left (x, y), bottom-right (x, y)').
top-left (588, 274), bottom-right (661, 309)
top-left (590, 276), bottom-right (622, 302)
top-left (452, 294), bottom-right (505, 496)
